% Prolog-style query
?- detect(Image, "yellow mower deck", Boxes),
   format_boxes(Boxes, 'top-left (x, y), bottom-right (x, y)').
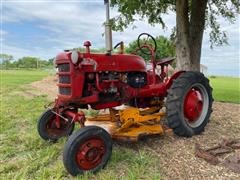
top-left (85, 107), bottom-right (167, 141)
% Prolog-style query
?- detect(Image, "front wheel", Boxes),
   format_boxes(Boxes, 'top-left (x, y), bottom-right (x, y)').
top-left (63, 126), bottom-right (112, 176)
top-left (166, 71), bottom-right (213, 137)
top-left (37, 109), bottom-right (75, 142)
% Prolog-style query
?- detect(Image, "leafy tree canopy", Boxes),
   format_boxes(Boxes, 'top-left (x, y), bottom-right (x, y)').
top-left (110, 0), bottom-right (239, 47)
top-left (0, 54), bottom-right (53, 69)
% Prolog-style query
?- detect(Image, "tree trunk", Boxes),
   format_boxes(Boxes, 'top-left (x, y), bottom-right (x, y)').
top-left (189, 0), bottom-right (208, 71)
top-left (176, 0), bottom-right (208, 71)
top-left (176, 0), bottom-right (191, 71)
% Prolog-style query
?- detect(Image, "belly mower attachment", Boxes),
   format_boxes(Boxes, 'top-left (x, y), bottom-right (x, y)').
top-left (85, 106), bottom-right (165, 141)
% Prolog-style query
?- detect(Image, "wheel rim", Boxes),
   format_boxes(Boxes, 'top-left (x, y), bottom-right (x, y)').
top-left (46, 115), bottom-right (70, 138)
top-left (184, 83), bottom-right (209, 128)
top-left (75, 137), bottom-right (106, 170)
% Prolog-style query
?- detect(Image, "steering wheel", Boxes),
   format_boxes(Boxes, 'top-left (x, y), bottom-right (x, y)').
top-left (137, 33), bottom-right (157, 55)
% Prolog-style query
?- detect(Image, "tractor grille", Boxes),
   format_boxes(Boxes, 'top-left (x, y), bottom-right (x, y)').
top-left (59, 75), bottom-right (71, 84)
top-left (59, 87), bottom-right (71, 95)
top-left (58, 63), bottom-right (71, 96)
top-left (58, 63), bottom-right (70, 72)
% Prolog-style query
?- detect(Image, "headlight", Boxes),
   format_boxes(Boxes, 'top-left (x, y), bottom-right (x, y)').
top-left (70, 51), bottom-right (79, 64)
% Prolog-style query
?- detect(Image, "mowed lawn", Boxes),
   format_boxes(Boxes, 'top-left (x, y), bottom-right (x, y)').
top-left (209, 76), bottom-right (240, 104)
top-left (0, 70), bottom-right (160, 179)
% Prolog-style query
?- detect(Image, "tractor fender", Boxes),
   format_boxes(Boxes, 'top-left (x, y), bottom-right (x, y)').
top-left (166, 71), bottom-right (185, 90)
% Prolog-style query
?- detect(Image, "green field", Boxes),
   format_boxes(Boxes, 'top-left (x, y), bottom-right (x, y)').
top-left (0, 70), bottom-right (239, 179)
top-left (209, 76), bottom-right (240, 104)
top-left (0, 70), bottom-right (49, 93)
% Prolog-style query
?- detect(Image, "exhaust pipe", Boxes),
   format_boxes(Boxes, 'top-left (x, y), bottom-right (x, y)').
top-left (104, 0), bottom-right (112, 54)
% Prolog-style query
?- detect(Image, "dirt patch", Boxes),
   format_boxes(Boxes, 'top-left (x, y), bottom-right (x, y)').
top-left (30, 76), bottom-right (58, 100)
top-left (9, 76), bottom-right (58, 100)
top-left (30, 76), bottom-right (240, 179)
top-left (10, 89), bottom-right (44, 99)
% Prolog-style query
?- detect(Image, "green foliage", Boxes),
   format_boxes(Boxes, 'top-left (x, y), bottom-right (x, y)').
top-left (0, 54), bottom-right (14, 69)
top-left (110, 0), bottom-right (174, 31)
top-left (126, 35), bottom-right (175, 61)
top-left (0, 54), bottom-right (54, 69)
top-left (14, 56), bottom-right (54, 69)
top-left (207, 0), bottom-right (239, 47)
top-left (110, 0), bottom-right (239, 47)
top-left (16, 57), bottom-right (40, 68)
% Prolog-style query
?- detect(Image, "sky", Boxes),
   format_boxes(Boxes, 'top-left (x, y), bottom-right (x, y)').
top-left (1, 0), bottom-right (239, 77)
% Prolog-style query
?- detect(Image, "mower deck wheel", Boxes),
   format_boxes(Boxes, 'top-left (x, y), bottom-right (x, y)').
top-left (63, 126), bottom-right (112, 176)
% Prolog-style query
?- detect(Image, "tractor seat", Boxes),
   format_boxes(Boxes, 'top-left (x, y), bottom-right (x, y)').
top-left (155, 57), bottom-right (175, 66)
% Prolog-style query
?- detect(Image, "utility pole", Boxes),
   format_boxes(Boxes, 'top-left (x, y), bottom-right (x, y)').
top-left (37, 58), bottom-right (39, 69)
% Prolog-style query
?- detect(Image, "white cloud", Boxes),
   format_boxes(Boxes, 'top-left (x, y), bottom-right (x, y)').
top-left (3, 43), bottom-right (58, 60)
top-left (3, 1), bottom-right (174, 50)
top-left (201, 16), bottom-right (239, 76)
top-left (0, 30), bottom-right (8, 36)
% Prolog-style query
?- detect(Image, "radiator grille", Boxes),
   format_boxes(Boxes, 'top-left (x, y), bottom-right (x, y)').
top-left (59, 87), bottom-right (71, 95)
top-left (58, 63), bottom-right (70, 72)
top-left (58, 63), bottom-right (71, 96)
top-left (59, 75), bottom-right (71, 84)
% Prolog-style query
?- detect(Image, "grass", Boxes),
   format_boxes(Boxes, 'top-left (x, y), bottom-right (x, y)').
top-left (0, 70), bottom-right (49, 93)
top-left (209, 76), bottom-right (240, 104)
top-left (1, 70), bottom-right (239, 179)
top-left (0, 70), bottom-right (161, 179)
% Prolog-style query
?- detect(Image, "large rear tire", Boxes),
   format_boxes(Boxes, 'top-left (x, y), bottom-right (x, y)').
top-left (166, 71), bottom-right (213, 137)
top-left (63, 126), bottom-right (112, 176)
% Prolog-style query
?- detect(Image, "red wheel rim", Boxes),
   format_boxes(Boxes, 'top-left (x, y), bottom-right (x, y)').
top-left (46, 116), bottom-right (69, 137)
top-left (75, 137), bottom-right (106, 170)
top-left (184, 88), bottom-right (203, 123)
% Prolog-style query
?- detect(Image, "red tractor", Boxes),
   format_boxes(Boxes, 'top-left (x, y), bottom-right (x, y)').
top-left (37, 1), bottom-right (213, 176)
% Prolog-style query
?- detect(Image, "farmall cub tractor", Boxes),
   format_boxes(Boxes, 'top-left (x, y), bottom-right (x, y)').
top-left (37, 1), bottom-right (213, 176)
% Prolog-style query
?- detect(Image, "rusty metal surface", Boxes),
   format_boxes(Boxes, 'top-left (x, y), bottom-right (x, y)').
top-left (195, 139), bottom-right (240, 173)
top-left (195, 144), bottom-right (220, 165)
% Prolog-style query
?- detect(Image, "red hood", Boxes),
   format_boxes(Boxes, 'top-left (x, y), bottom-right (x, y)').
top-left (55, 52), bottom-right (146, 72)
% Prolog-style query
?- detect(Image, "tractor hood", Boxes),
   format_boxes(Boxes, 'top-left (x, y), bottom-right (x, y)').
top-left (55, 52), bottom-right (146, 72)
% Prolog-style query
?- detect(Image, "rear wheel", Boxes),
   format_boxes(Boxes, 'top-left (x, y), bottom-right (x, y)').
top-left (166, 71), bottom-right (213, 137)
top-left (63, 126), bottom-right (112, 176)
top-left (37, 109), bottom-right (75, 142)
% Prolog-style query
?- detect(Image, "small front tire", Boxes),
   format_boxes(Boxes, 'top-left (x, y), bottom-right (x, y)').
top-left (37, 109), bottom-right (75, 142)
top-left (63, 126), bottom-right (112, 176)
